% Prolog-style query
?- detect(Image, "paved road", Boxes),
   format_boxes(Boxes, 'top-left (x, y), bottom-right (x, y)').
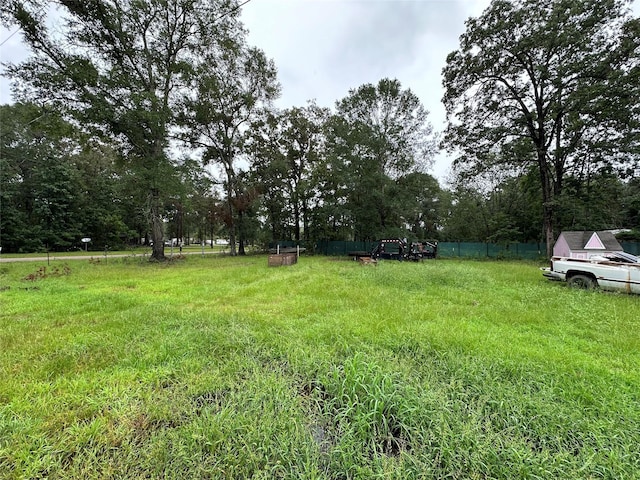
top-left (0, 250), bottom-right (221, 263)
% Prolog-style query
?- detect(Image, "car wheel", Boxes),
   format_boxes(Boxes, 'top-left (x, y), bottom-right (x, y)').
top-left (568, 274), bottom-right (596, 290)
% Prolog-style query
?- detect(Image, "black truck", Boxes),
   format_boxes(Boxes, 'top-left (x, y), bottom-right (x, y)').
top-left (369, 238), bottom-right (437, 261)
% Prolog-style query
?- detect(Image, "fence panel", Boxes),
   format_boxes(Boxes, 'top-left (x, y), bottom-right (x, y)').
top-left (318, 241), bottom-right (376, 256)
top-left (621, 241), bottom-right (640, 255)
top-left (269, 241), bottom-right (297, 249)
top-left (276, 239), bottom-right (637, 259)
top-left (439, 242), bottom-right (477, 258)
top-left (420, 241), bottom-right (546, 260)
top-left (313, 240), bottom-right (546, 259)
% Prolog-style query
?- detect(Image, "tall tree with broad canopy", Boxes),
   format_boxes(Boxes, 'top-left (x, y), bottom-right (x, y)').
top-left (248, 104), bottom-right (329, 244)
top-left (442, 0), bottom-right (640, 256)
top-left (181, 45), bottom-right (280, 255)
top-left (3, 0), bottom-right (243, 260)
top-left (246, 111), bottom-right (290, 242)
top-left (327, 78), bottom-right (437, 240)
top-left (179, 31), bottom-right (280, 256)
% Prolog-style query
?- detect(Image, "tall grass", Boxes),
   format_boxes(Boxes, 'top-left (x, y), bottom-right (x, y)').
top-left (0, 256), bottom-right (638, 478)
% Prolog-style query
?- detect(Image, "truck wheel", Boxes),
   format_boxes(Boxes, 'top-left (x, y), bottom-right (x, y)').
top-left (568, 274), bottom-right (596, 290)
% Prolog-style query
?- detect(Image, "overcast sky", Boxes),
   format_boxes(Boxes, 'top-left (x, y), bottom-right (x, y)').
top-left (1, 0), bottom-right (637, 179)
top-left (239, 0), bottom-right (491, 179)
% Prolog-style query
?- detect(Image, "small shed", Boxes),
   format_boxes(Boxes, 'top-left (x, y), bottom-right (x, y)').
top-left (553, 231), bottom-right (623, 259)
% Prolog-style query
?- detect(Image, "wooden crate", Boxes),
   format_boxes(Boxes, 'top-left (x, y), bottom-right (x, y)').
top-left (268, 253), bottom-right (297, 267)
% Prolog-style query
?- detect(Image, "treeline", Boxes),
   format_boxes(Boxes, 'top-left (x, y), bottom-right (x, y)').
top-left (1, 0), bottom-right (639, 257)
top-left (2, 99), bottom-right (639, 254)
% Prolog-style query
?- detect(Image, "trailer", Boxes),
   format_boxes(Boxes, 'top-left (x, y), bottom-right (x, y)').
top-left (369, 238), bottom-right (437, 262)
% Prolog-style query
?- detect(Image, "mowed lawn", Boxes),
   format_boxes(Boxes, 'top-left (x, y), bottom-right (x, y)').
top-left (0, 256), bottom-right (638, 479)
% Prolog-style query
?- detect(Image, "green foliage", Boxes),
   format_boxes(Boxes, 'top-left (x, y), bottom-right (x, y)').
top-left (442, 173), bottom-right (544, 243)
top-left (443, 0), bottom-right (640, 253)
top-left (0, 104), bottom-right (83, 251)
top-left (4, 1), bottom-right (638, 255)
top-left (0, 103), bottom-right (148, 252)
top-left (622, 177), bottom-right (640, 229)
top-left (616, 229), bottom-right (640, 241)
top-left (395, 172), bottom-right (444, 239)
top-left (324, 78), bottom-right (438, 241)
top-left (179, 28), bottom-right (280, 256)
top-left (163, 158), bottom-right (218, 249)
top-left (248, 104), bottom-right (329, 245)
top-left (4, 0), bottom-right (252, 260)
top-left (0, 257), bottom-right (639, 477)
top-left (557, 172), bottom-right (627, 231)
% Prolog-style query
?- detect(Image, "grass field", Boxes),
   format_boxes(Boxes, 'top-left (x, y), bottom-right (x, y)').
top-left (0, 256), bottom-right (638, 479)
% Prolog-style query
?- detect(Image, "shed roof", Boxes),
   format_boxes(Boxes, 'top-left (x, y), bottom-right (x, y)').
top-left (559, 231), bottom-right (622, 251)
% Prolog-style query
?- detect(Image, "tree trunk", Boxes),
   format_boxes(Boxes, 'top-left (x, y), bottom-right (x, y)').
top-left (542, 203), bottom-right (555, 258)
top-left (150, 188), bottom-right (166, 261)
top-left (294, 198), bottom-right (301, 242)
top-left (223, 161), bottom-right (237, 256)
top-left (176, 202), bottom-right (184, 245)
top-left (271, 206), bottom-right (278, 242)
top-left (302, 199), bottom-right (309, 244)
top-left (538, 153), bottom-right (555, 258)
top-left (237, 209), bottom-right (245, 255)
top-left (227, 194), bottom-right (237, 256)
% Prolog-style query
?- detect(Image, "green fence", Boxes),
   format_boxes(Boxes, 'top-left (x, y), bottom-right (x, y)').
top-left (274, 240), bottom-right (639, 259)
top-left (315, 240), bottom-right (378, 256)
top-left (437, 242), bottom-right (546, 260)
top-left (313, 240), bottom-right (546, 259)
top-left (620, 241), bottom-right (640, 255)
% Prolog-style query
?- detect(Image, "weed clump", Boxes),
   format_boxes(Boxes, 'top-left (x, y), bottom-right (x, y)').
top-left (309, 354), bottom-right (417, 459)
top-left (23, 265), bottom-right (71, 281)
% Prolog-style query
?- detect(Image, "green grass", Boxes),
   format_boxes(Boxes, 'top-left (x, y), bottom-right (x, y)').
top-left (1, 256), bottom-right (639, 479)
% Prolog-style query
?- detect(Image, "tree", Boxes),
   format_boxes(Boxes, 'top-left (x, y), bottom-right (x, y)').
top-left (441, 170), bottom-right (546, 244)
top-left (621, 178), bottom-right (640, 230)
top-left (179, 31), bottom-right (279, 255)
top-left (246, 111), bottom-right (292, 243)
top-left (165, 157), bottom-right (214, 246)
top-left (248, 104), bottom-right (328, 244)
top-left (440, 185), bottom-right (487, 242)
top-left (0, 103), bottom-right (84, 252)
top-left (327, 78), bottom-right (437, 240)
top-left (72, 141), bottom-right (141, 250)
top-left (442, 0), bottom-right (640, 256)
top-left (556, 170), bottom-right (627, 231)
top-left (4, 0), bottom-right (243, 260)
top-left (396, 172), bottom-right (444, 240)
top-left (275, 105), bottom-right (327, 244)
top-left (0, 102), bottom-right (147, 252)
top-left (0, 103), bottom-right (45, 252)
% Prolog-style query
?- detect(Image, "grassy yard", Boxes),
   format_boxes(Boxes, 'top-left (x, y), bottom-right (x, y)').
top-left (0, 256), bottom-right (638, 479)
